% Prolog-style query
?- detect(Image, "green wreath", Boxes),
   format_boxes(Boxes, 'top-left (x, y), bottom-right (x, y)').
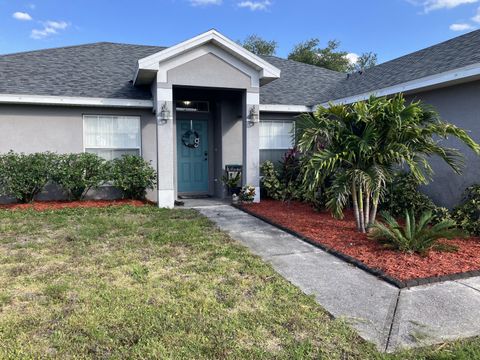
top-left (182, 130), bottom-right (200, 149)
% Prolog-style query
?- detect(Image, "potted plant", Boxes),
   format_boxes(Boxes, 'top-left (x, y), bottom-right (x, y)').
top-left (239, 185), bottom-right (256, 203)
top-left (222, 173), bottom-right (241, 195)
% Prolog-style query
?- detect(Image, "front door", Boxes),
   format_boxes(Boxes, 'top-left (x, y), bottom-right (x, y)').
top-left (177, 119), bottom-right (209, 194)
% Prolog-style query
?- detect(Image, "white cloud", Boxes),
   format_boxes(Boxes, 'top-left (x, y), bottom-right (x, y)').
top-left (408, 0), bottom-right (478, 12)
top-left (237, 0), bottom-right (271, 11)
top-left (346, 53), bottom-right (359, 65)
top-left (472, 7), bottom-right (480, 21)
top-left (30, 20), bottom-right (69, 39)
top-left (45, 20), bottom-right (68, 30)
top-left (189, 0), bottom-right (222, 6)
top-left (12, 12), bottom-right (32, 21)
top-left (449, 22), bottom-right (474, 30)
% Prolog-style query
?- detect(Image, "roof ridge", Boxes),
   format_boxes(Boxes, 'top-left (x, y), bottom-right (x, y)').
top-left (0, 41), bottom-right (166, 58)
top-left (262, 54), bottom-right (345, 76)
top-left (0, 42), bottom-right (111, 57)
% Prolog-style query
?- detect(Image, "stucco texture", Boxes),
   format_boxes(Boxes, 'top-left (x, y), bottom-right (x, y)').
top-left (407, 81), bottom-right (480, 208)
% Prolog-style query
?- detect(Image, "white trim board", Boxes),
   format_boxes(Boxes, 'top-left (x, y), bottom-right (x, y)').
top-left (259, 104), bottom-right (312, 113)
top-left (0, 93), bottom-right (154, 108)
top-left (0, 93), bottom-right (313, 113)
top-left (321, 62), bottom-right (480, 107)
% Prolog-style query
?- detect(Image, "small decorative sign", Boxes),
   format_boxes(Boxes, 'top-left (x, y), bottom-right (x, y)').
top-left (225, 165), bottom-right (242, 173)
top-left (182, 130), bottom-right (200, 149)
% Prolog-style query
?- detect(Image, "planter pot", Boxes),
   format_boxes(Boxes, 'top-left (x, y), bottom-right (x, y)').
top-left (229, 187), bottom-right (242, 196)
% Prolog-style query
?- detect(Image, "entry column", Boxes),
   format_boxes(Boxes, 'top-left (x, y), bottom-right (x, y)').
top-left (156, 85), bottom-right (175, 208)
top-left (243, 91), bottom-right (261, 202)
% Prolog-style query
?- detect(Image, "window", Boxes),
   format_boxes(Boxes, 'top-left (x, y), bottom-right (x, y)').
top-left (83, 115), bottom-right (141, 160)
top-left (176, 100), bottom-right (209, 113)
top-left (259, 120), bottom-right (295, 150)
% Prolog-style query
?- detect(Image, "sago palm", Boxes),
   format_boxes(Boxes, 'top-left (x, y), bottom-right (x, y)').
top-left (369, 210), bottom-right (464, 256)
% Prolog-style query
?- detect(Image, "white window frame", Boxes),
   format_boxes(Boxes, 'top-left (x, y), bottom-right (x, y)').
top-left (259, 119), bottom-right (296, 150)
top-left (82, 115), bottom-right (142, 158)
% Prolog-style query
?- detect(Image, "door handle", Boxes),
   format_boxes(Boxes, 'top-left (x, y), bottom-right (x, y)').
top-left (204, 151), bottom-right (208, 161)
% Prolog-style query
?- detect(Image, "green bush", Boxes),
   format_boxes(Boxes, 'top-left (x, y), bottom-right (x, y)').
top-left (382, 171), bottom-right (452, 224)
top-left (279, 148), bottom-right (303, 202)
top-left (453, 185), bottom-right (480, 236)
top-left (260, 161), bottom-right (283, 200)
top-left (382, 172), bottom-right (434, 217)
top-left (369, 210), bottom-right (463, 256)
top-left (0, 151), bottom-right (56, 203)
top-left (110, 155), bottom-right (157, 200)
top-left (52, 153), bottom-right (108, 201)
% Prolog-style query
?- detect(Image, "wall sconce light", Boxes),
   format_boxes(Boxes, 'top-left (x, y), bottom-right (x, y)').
top-left (157, 102), bottom-right (171, 125)
top-left (247, 106), bottom-right (259, 126)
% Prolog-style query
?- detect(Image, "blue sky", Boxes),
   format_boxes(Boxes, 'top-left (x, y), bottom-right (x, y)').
top-left (1, 0), bottom-right (480, 64)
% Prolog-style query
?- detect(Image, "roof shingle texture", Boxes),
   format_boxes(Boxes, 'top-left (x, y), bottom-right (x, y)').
top-left (0, 42), bottom-right (165, 100)
top-left (1, 29), bottom-right (480, 106)
top-left (328, 29), bottom-right (480, 102)
top-left (0, 42), bottom-right (344, 105)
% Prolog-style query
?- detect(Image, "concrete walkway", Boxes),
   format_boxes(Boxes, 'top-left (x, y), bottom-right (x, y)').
top-left (184, 200), bottom-right (480, 352)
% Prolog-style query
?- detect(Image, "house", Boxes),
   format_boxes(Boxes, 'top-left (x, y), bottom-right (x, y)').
top-left (0, 29), bottom-right (479, 208)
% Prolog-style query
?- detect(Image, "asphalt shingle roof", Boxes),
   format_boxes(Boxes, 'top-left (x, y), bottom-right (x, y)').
top-left (0, 42), bottom-right (344, 106)
top-left (259, 55), bottom-right (345, 105)
top-left (327, 29), bottom-right (480, 102)
top-left (1, 29), bottom-right (480, 106)
top-left (0, 42), bottom-right (165, 100)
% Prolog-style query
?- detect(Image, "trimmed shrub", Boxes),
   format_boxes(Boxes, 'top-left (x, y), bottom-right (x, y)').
top-left (453, 185), bottom-right (480, 236)
top-left (382, 172), bottom-right (434, 218)
top-left (382, 171), bottom-right (452, 223)
top-left (110, 155), bottom-right (156, 200)
top-left (53, 153), bottom-right (108, 200)
top-left (0, 151), bottom-right (56, 203)
top-left (260, 161), bottom-right (282, 200)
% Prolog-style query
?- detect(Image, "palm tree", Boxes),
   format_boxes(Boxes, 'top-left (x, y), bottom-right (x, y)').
top-left (296, 95), bottom-right (480, 233)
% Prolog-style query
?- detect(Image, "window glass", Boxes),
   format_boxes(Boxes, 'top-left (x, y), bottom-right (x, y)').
top-left (259, 120), bottom-right (294, 150)
top-left (83, 115), bottom-right (140, 159)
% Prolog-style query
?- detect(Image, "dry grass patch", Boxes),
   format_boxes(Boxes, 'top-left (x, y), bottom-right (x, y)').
top-left (0, 205), bottom-right (479, 359)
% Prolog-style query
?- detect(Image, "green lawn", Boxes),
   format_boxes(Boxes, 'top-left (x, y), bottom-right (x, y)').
top-left (0, 205), bottom-right (479, 359)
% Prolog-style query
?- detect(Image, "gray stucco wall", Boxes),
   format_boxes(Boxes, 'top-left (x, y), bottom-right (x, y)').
top-left (406, 80), bottom-right (480, 208)
top-left (219, 95), bottom-right (244, 198)
top-left (0, 104), bottom-right (158, 203)
top-left (167, 53), bottom-right (253, 91)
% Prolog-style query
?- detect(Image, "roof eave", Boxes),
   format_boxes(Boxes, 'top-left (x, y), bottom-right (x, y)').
top-left (318, 61), bottom-right (480, 108)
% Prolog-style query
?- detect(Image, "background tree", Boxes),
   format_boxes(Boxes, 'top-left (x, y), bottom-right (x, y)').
top-left (353, 52), bottom-right (378, 71)
top-left (296, 95), bottom-right (480, 233)
top-left (240, 34), bottom-right (277, 56)
top-left (288, 39), bottom-right (352, 72)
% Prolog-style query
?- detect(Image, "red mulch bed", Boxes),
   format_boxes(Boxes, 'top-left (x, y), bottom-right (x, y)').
top-left (0, 199), bottom-right (150, 211)
top-left (242, 200), bottom-right (480, 281)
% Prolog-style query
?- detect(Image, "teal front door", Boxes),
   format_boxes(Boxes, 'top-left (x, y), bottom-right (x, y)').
top-left (177, 119), bottom-right (209, 193)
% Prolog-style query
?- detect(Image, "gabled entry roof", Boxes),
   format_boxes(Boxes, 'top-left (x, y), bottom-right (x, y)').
top-left (133, 29), bottom-right (281, 87)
